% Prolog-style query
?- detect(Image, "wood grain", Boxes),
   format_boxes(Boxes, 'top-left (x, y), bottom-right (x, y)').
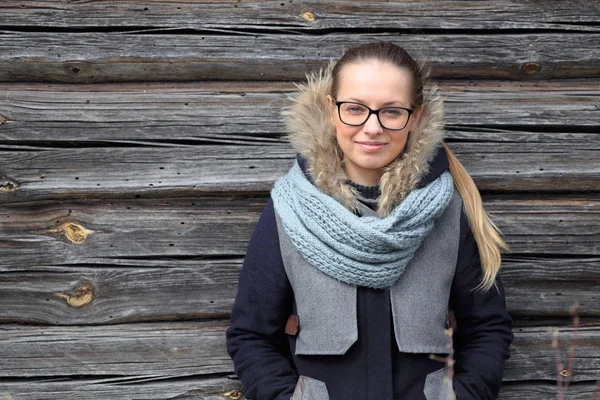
top-left (0, 142), bottom-right (598, 202)
top-left (1, 81), bottom-right (598, 142)
top-left (2, 379), bottom-right (599, 400)
top-left (0, 376), bottom-right (245, 400)
top-left (0, 260), bottom-right (242, 325)
top-left (1, 321), bottom-right (599, 382)
top-left (0, 256), bottom-right (598, 325)
top-left (1, 33), bottom-right (598, 82)
top-left (0, 195), bottom-right (598, 261)
top-left (1, 0), bottom-right (599, 31)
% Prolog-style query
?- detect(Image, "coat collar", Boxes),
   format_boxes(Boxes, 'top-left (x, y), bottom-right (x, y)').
top-left (282, 60), bottom-right (448, 217)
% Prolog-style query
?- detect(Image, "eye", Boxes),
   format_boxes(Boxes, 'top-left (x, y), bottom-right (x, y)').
top-left (382, 108), bottom-right (402, 116)
top-left (345, 104), bottom-right (366, 114)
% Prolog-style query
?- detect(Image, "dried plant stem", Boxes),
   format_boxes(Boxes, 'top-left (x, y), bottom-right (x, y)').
top-left (563, 305), bottom-right (580, 391)
top-left (430, 324), bottom-right (456, 400)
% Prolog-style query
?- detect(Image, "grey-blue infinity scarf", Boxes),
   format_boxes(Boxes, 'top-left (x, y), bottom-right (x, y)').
top-left (271, 160), bottom-right (455, 289)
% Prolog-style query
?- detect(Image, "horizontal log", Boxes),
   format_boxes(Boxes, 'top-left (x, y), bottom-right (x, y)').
top-left (0, 261), bottom-right (242, 325)
top-left (1, 0), bottom-right (599, 32)
top-left (0, 195), bottom-right (598, 264)
top-left (0, 143), bottom-right (598, 203)
top-left (503, 257), bottom-right (600, 317)
top-left (1, 321), bottom-right (599, 383)
top-left (0, 376), bottom-right (245, 400)
top-left (0, 256), bottom-right (598, 326)
top-left (1, 81), bottom-right (598, 142)
top-left (0, 321), bottom-right (232, 378)
top-left (2, 380), bottom-right (600, 400)
top-left (1, 380), bottom-right (599, 400)
top-left (1, 33), bottom-right (598, 82)
top-left (499, 382), bottom-right (600, 400)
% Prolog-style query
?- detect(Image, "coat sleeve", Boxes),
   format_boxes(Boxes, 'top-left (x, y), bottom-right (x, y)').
top-left (450, 207), bottom-right (515, 400)
top-left (226, 197), bottom-right (298, 400)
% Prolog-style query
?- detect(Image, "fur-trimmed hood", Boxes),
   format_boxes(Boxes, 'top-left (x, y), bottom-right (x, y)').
top-left (280, 60), bottom-right (448, 217)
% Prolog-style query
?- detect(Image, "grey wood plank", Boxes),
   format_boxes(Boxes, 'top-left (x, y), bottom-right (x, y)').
top-left (1, 33), bottom-right (598, 82)
top-left (0, 377), bottom-right (245, 400)
top-left (0, 260), bottom-right (242, 325)
top-left (0, 257), bottom-right (598, 325)
top-left (1, 0), bottom-right (599, 31)
top-left (0, 143), bottom-right (598, 203)
top-left (0, 81), bottom-right (597, 143)
top-left (0, 195), bottom-right (598, 267)
top-left (0, 321), bottom-right (233, 378)
top-left (0, 376), bottom-right (245, 400)
top-left (0, 196), bottom-right (265, 267)
top-left (499, 382), bottom-right (600, 400)
top-left (503, 257), bottom-right (600, 318)
top-left (506, 325), bottom-right (600, 382)
top-left (1, 379), bottom-right (599, 400)
top-left (1, 321), bottom-right (599, 382)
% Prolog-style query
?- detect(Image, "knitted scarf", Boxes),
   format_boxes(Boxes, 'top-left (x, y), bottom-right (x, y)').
top-left (271, 160), bottom-right (455, 289)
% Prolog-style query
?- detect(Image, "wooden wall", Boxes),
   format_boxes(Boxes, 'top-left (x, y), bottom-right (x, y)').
top-left (1, 1), bottom-right (599, 399)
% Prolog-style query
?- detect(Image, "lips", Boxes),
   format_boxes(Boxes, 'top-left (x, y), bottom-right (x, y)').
top-left (356, 141), bottom-right (386, 152)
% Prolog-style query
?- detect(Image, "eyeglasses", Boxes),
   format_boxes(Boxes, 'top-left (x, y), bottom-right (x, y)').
top-left (334, 100), bottom-right (414, 131)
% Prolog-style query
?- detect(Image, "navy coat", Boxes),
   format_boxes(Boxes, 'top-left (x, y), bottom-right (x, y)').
top-left (226, 147), bottom-right (514, 400)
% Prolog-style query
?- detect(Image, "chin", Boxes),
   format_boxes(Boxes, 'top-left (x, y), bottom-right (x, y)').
top-left (355, 159), bottom-right (392, 171)
top-left (358, 155), bottom-right (396, 170)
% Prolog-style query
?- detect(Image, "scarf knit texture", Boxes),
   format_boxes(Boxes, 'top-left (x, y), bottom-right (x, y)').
top-left (271, 160), bottom-right (455, 289)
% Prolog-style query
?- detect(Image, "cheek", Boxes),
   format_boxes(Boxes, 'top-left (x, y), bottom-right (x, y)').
top-left (335, 123), bottom-right (356, 148)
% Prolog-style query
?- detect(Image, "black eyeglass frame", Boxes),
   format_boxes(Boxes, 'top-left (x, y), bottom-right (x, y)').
top-left (334, 100), bottom-right (414, 131)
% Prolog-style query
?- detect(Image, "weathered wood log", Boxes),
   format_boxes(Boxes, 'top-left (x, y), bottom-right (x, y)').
top-left (0, 260), bottom-right (242, 325)
top-left (0, 195), bottom-right (598, 263)
top-left (503, 257), bottom-right (600, 318)
top-left (499, 382), bottom-right (600, 400)
top-left (1, 0), bottom-right (599, 31)
top-left (1, 81), bottom-right (598, 142)
top-left (0, 376), bottom-right (245, 400)
top-left (0, 256), bottom-right (598, 325)
top-left (0, 321), bottom-right (233, 378)
top-left (0, 143), bottom-right (598, 202)
top-left (0, 321), bottom-right (599, 382)
top-left (1, 33), bottom-right (598, 82)
top-left (1, 379), bottom-right (599, 400)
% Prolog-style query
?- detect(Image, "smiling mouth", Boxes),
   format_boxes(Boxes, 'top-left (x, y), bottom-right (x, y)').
top-left (356, 142), bottom-right (387, 151)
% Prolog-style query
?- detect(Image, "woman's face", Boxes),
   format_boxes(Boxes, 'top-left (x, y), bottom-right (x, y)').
top-left (327, 60), bottom-right (421, 186)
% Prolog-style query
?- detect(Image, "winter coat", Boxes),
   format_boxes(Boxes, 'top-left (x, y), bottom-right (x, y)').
top-left (225, 62), bottom-right (514, 400)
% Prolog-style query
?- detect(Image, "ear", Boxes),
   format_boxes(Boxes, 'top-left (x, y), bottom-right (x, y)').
top-left (326, 95), bottom-right (336, 125)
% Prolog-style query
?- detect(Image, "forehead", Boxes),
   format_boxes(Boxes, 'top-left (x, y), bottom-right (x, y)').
top-left (336, 60), bottom-right (413, 105)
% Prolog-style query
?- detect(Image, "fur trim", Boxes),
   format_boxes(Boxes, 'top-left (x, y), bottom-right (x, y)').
top-left (281, 60), bottom-right (446, 217)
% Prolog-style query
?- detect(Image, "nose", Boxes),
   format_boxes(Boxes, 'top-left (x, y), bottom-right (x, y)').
top-left (363, 113), bottom-right (384, 135)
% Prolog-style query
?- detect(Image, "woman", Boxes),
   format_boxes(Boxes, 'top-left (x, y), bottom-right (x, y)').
top-left (226, 42), bottom-right (514, 400)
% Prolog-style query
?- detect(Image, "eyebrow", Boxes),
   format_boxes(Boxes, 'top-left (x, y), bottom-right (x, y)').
top-left (345, 98), bottom-right (409, 107)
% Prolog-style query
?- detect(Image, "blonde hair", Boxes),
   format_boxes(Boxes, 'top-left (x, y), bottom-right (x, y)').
top-left (442, 142), bottom-right (509, 292)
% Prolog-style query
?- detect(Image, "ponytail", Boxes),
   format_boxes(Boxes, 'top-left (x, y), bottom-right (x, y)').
top-left (443, 142), bottom-right (509, 292)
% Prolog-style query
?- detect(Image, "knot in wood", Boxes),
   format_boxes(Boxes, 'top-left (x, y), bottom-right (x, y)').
top-left (52, 221), bottom-right (95, 244)
top-left (0, 114), bottom-right (7, 124)
top-left (221, 390), bottom-right (243, 400)
top-left (0, 178), bottom-right (19, 192)
top-left (301, 11), bottom-right (317, 22)
top-left (521, 62), bottom-right (542, 74)
top-left (55, 280), bottom-right (95, 308)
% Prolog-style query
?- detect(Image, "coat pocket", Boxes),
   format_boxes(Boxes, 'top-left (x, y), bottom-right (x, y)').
top-left (423, 366), bottom-right (454, 400)
top-left (291, 375), bottom-right (330, 400)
